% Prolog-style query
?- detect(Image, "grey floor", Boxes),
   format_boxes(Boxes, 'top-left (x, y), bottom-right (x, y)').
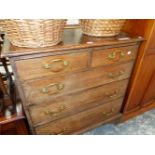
top-left (84, 109), bottom-right (155, 135)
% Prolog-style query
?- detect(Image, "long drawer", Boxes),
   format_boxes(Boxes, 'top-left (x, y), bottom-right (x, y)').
top-left (15, 50), bottom-right (89, 81)
top-left (23, 61), bottom-right (134, 105)
top-left (29, 79), bottom-right (128, 126)
top-left (91, 45), bottom-right (139, 67)
top-left (35, 98), bottom-right (123, 135)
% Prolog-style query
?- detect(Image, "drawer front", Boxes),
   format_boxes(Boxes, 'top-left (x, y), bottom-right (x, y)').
top-left (35, 98), bottom-right (123, 135)
top-left (91, 45), bottom-right (139, 67)
top-left (15, 51), bottom-right (89, 81)
top-left (23, 61), bottom-right (134, 105)
top-left (29, 79), bottom-right (129, 125)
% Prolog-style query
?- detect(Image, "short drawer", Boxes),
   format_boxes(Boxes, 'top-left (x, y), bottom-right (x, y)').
top-left (29, 79), bottom-right (128, 125)
top-left (91, 45), bottom-right (139, 67)
top-left (23, 61), bottom-right (134, 105)
top-left (35, 98), bottom-right (123, 135)
top-left (15, 50), bottom-right (89, 81)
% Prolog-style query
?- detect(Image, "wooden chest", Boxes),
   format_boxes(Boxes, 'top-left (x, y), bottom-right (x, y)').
top-left (1, 28), bottom-right (142, 134)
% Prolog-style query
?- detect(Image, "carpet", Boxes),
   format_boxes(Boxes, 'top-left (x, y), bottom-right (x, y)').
top-left (84, 109), bottom-right (155, 135)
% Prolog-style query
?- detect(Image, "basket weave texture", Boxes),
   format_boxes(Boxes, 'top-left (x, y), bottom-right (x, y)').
top-left (0, 19), bottom-right (67, 48)
top-left (80, 19), bottom-right (126, 37)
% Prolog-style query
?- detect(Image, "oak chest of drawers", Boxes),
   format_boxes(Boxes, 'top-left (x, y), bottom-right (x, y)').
top-left (1, 28), bottom-right (142, 134)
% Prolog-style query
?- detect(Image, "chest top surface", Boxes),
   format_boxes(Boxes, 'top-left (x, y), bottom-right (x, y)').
top-left (1, 28), bottom-right (143, 58)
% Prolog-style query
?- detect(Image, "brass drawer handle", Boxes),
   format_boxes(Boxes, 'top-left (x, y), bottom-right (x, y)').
top-left (102, 108), bottom-right (115, 117)
top-left (105, 90), bottom-right (117, 98)
top-left (50, 128), bottom-right (67, 135)
top-left (56, 128), bottom-right (67, 135)
top-left (43, 59), bottom-right (69, 72)
top-left (42, 83), bottom-right (64, 93)
top-left (44, 105), bottom-right (66, 116)
top-left (107, 51), bottom-right (125, 62)
top-left (107, 70), bottom-right (125, 78)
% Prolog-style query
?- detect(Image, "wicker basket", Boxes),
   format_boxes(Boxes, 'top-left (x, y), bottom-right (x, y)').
top-left (80, 19), bottom-right (126, 37)
top-left (0, 19), bottom-right (67, 48)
